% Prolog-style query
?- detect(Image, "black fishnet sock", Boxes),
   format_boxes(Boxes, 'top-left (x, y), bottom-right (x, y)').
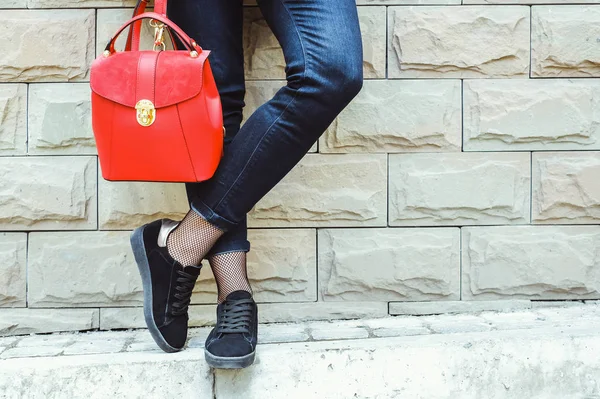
top-left (209, 251), bottom-right (252, 304)
top-left (166, 209), bottom-right (224, 267)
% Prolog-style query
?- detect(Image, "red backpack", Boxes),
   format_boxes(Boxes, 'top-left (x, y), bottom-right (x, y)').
top-left (90, 0), bottom-right (223, 182)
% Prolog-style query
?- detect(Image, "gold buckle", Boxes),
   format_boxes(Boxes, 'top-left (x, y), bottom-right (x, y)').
top-left (135, 100), bottom-right (156, 127)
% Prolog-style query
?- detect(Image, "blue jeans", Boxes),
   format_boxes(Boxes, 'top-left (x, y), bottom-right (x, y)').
top-left (169, 0), bottom-right (363, 255)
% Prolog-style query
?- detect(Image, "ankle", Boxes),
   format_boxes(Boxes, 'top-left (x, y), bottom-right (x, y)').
top-left (218, 288), bottom-right (252, 304)
top-left (208, 251), bottom-right (253, 304)
top-left (165, 211), bottom-right (224, 267)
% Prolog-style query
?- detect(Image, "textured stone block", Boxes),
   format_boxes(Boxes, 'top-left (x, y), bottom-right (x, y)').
top-left (16, 335), bottom-right (74, 348)
top-left (100, 307), bottom-right (146, 330)
top-left (320, 80), bottom-right (461, 153)
top-left (0, 157), bottom-right (97, 230)
top-left (258, 324), bottom-right (310, 344)
top-left (1, 0), bottom-right (26, 7)
top-left (63, 339), bottom-right (126, 357)
top-left (243, 81), bottom-right (282, 121)
top-left (28, 84), bottom-right (95, 155)
top-left (98, 179), bottom-right (188, 230)
top-left (0, 309), bottom-right (99, 336)
top-left (245, 229), bottom-right (316, 302)
top-left (258, 302), bottom-right (388, 323)
top-left (0, 10), bottom-right (95, 82)
top-left (462, 226), bottom-right (600, 300)
top-left (309, 324), bottom-right (369, 341)
top-left (0, 234), bottom-right (26, 308)
top-left (243, 7), bottom-right (283, 80)
top-left (318, 228), bottom-right (460, 301)
top-left (389, 153), bottom-right (530, 226)
top-left (1, 346), bottom-right (63, 359)
top-left (357, 6), bottom-right (386, 79)
top-left (532, 6), bottom-right (600, 77)
top-left (28, 232), bottom-right (141, 307)
top-left (248, 154), bottom-right (387, 227)
top-left (96, 8), bottom-right (166, 57)
top-left (29, 0), bottom-right (136, 7)
top-left (388, 6), bottom-right (530, 78)
top-left (101, 306), bottom-right (215, 330)
top-left (126, 331), bottom-right (165, 352)
top-left (532, 152), bottom-right (600, 224)
top-left (244, 81), bottom-right (316, 152)
top-left (193, 229), bottom-right (317, 303)
top-left (62, 334), bottom-right (127, 356)
top-left (243, 6), bottom-right (386, 79)
top-left (364, 317), bottom-right (430, 337)
top-left (0, 84), bottom-right (26, 155)
top-left (464, 80), bottom-right (600, 151)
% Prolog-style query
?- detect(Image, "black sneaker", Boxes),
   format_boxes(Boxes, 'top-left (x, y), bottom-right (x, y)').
top-left (130, 219), bottom-right (201, 353)
top-left (204, 291), bottom-right (258, 369)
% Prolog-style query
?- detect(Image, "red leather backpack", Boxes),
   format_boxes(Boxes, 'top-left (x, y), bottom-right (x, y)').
top-left (90, 0), bottom-right (223, 182)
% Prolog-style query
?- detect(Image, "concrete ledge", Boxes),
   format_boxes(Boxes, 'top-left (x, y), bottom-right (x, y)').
top-left (217, 327), bottom-right (600, 398)
top-left (0, 351), bottom-right (213, 399)
top-left (2, 305), bottom-right (600, 398)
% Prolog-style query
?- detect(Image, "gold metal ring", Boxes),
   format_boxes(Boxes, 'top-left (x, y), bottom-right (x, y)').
top-left (154, 42), bottom-right (166, 52)
top-left (149, 19), bottom-right (164, 29)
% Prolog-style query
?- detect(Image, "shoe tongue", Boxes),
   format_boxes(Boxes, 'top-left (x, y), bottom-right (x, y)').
top-left (226, 290), bottom-right (252, 301)
top-left (182, 264), bottom-right (201, 276)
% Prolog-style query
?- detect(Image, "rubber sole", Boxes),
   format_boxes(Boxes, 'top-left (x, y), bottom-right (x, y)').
top-left (204, 349), bottom-right (256, 369)
top-left (130, 225), bottom-right (181, 354)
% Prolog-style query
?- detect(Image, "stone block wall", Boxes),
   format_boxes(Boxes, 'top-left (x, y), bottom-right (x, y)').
top-left (1, 0), bottom-right (599, 336)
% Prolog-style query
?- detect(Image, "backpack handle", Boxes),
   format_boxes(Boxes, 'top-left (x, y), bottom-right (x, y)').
top-left (104, 12), bottom-right (200, 56)
top-left (125, 0), bottom-right (177, 52)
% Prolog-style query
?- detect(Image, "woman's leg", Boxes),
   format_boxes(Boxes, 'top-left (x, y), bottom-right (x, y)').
top-left (167, 0), bottom-right (363, 303)
top-left (129, 0), bottom-right (254, 355)
top-left (169, 0), bottom-right (252, 303)
top-left (175, 0), bottom-right (363, 246)
top-left (171, 0), bottom-right (362, 369)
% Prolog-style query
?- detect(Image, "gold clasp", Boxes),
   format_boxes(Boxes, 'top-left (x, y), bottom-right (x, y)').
top-left (150, 20), bottom-right (166, 51)
top-left (135, 100), bottom-right (156, 127)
